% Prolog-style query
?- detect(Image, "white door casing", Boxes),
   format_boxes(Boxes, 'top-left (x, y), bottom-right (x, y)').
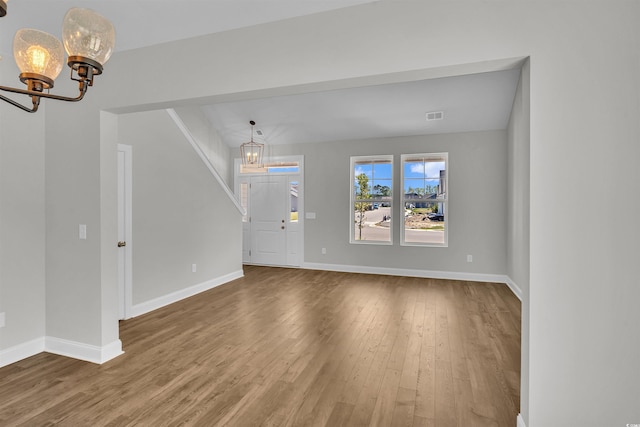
top-left (117, 144), bottom-right (133, 320)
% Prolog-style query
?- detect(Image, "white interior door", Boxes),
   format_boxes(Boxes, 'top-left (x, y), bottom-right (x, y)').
top-left (249, 175), bottom-right (288, 266)
top-left (117, 144), bottom-right (133, 320)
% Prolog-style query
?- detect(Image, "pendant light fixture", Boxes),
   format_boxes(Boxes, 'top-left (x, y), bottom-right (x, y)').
top-left (0, 6), bottom-right (115, 113)
top-left (240, 120), bottom-right (264, 167)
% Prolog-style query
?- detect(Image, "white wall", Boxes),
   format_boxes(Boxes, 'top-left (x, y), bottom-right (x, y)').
top-left (0, 73), bottom-right (46, 358)
top-left (507, 62), bottom-right (531, 422)
top-left (258, 130), bottom-right (508, 276)
top-left (1, 2), bottom-right (638, 425)
top-left (172, 106), bottom-right (232, 186)
top-left (507, 65), bottom-right (531, 298)
top-left (117, 110), bottom-right (242, 305)
top-left (45, 99), bottom-right (105, 346)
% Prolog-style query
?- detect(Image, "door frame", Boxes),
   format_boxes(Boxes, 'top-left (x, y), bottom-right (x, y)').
top-left (117, 144), bottom-right (133, 319)
top-left (234, 155), bottom-right (304, 267)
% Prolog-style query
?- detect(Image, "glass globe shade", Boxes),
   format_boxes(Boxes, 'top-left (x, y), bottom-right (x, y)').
top-left (13, 29), bottom-right (64, 82)
top-left (62, 8), bottom-right (115, 67)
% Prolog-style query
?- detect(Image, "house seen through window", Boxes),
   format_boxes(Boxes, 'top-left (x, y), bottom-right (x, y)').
top-left (350, 156), bottom-right (393, 244)
top-left (401, 153), bottom-right (448, 246)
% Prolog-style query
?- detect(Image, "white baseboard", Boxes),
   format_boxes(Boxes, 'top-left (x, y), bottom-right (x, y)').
top-left (517, 413), bottom-right (527, 427)
top-left (505, 276), bottom-right (523, 301)
top-left (302, 263), bottom-right (523, 300)
top-left (0, 337), bottom-right (45, 368)
top-left (302, 262), bottom-right (510, 285)
top-left (130, 269), bottom-right (244, 318)
top-left (45, 337), bottom-right (123, 364)
top-left (0, 337), bottom-right (123, 368)
top-left (1, 271), bottom-right (243, 368)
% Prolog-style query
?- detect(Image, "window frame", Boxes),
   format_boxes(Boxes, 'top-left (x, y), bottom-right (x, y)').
top-left (400, 152), bottom-right (448, 247)
top-left (349, 155), bottom-right (394, 245)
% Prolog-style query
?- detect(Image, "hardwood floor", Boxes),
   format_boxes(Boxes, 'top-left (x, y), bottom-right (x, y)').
top-left (0, 266), bottom-right (521, 426)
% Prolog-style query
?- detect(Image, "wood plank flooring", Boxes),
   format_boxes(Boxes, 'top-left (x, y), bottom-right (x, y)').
top-left (0, 266), bottom-right (521, 426)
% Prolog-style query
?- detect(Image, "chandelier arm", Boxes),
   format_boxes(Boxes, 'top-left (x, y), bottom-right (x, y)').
top-left (0, 92), bottom-right (39, 113)
top-left (0, 82), bottom-right (88, 103)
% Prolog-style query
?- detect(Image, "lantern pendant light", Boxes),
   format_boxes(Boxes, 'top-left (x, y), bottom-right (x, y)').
top-left (240, 121), bottom-right (265, 167)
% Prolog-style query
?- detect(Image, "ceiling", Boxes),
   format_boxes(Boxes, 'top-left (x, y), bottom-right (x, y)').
top-left (0, 0), bottom-right (521, 147)
top-left (0, 0), bottom-right (378, 56)
top-left (202, 69), bottom-right (521, 147)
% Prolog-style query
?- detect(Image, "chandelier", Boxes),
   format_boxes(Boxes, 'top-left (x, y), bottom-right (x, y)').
top-left (240, 120), bottom-right (264, 167)
top-left (0, 4), bottom-right (115, 113)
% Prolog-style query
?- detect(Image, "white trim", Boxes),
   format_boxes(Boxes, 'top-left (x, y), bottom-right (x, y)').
top-left (0, 337), bottom-right (124, 368)
top-left (130, 270), bottom-right (244, 318)
top-left (517, 413), bottom-right (527, 427)
top-left (505, 276), bottom-right (523, 301)
top-left (302, 262), bottom-right (511, 285)
top-left (117, 143), bottom-right (134, 320)
top-left (0, 337), bottom-right (45, 368)
top-left (166, 108), bottom-right (245, 215)
top-left (45, 337), bottom-right (123, 364)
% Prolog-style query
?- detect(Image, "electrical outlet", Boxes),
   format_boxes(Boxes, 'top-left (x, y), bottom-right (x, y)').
top-left (467, 254), bottom-right (473, 263)
top-left (321, 248), bottom-right (326, 255)
top-left (0, 312), bottom-right (5, 328)
top-left (192, 264), bottom-right (197, 273)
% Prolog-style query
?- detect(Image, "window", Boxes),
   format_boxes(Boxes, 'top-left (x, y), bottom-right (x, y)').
top-left (401, 153), bottom-right (448, 246)
top-left (289, 180), bottom-right (299, 222)
top-left (240, 162), bottom-right (299, 174)
top-left (350, 156), bottom-right (393, 244)
top-left (239, 182), bottom-right (249, 222)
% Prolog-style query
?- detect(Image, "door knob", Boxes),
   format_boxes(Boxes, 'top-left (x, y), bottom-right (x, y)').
top-left (117, 241), bottom-right (126, 247)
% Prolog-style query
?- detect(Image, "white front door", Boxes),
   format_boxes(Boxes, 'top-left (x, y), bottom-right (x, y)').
top-left (236, 156), bottom-right (303, 267)
top-left (249, 175), bottom-right (288, 265)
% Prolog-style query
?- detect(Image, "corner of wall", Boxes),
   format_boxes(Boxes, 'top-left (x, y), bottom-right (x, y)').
top-left (0, 337), bottom-right (45, 368)
top-left (517, 413), bottom-right (527, 427)
top-left (45, 336), bottom-right (123, 364)
top-left (505, 276), bottom-right (523, 301)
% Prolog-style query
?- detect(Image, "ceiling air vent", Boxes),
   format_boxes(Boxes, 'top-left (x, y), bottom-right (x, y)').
top-left (256, 129), bottom-right (264, 136)
top-left (426, 111), bottom-right (444, 121)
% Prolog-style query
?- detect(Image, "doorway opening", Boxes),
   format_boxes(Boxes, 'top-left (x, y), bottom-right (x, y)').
top-left (235, 156), bottom-right (304, 267)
